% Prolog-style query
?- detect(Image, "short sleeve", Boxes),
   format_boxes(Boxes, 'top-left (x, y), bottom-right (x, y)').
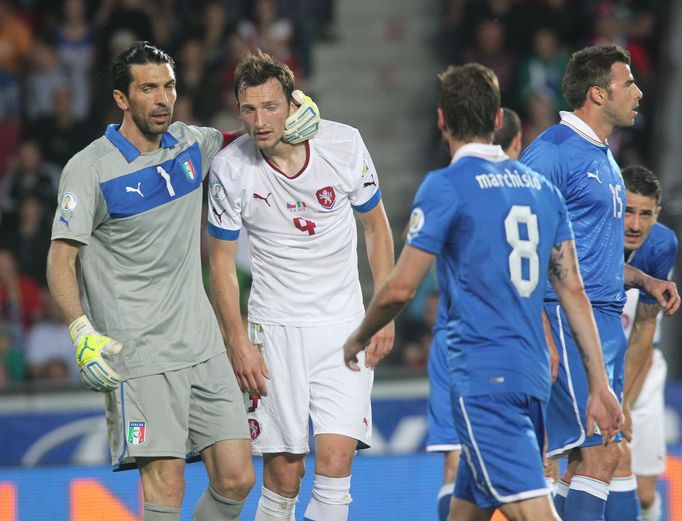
top-left (207, 155), bottom-right (242, 241)
top-left (50, 156), bottom-right (101, 245)
top-left (188, 126), bottom-right (223, 180)
top-left (348, 130), bottom-right (381, 213)
top-left (521, 140), bottom-right (567, 194)
top-left (639, 231), bottom-right (678, 305)
top-left (406, 172), bottom-right (459, 255)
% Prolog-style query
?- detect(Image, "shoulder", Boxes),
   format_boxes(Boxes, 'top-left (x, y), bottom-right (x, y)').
top-left (650, 222), bottom-right (678, 253)
top-left (171, 121), bottom-right (220, 145)
top-left (312, 119), bottom-right (363, 149)
top-left (212, 133), bottom-right (258, 173)
top-left (63, 135), bottom-right (115, 175)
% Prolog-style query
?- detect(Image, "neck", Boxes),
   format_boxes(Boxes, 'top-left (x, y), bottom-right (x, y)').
top-left (573, 107), bottom-right (611, 143)
top-left (447, 136), bottom-right (492, 160)
top-left (262, 141), bottom-right (306, 178)
top-left (118, 119), bottom-right (163, 153)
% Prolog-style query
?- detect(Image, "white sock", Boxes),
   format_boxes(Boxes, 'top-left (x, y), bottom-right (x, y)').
top-left (641, 491), bottom-right (661, 521)
top-left (254, 486), bottom-right (298, 520)
top-left (303, 474), bottom-right (352, 521)
top-left (554, 478), bottom-right (570, 499)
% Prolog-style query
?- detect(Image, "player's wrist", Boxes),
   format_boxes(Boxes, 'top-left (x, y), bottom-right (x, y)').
top-left (68, 315), bottom-right (95, 344)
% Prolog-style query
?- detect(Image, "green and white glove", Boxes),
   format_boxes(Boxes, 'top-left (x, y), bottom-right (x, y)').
top-left (283, 90), bottom-right (320, 144)
top-left (69, 315), bottom-right (122, 392)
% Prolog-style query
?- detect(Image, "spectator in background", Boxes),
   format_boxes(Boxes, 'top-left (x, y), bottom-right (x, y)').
top-left (199, 0), bottom-right (236, 69)
top-left (0, 250), bottom-right (43, 335)
top-left (0, 196), bottom-right (51, 286)
top-left (95, 0), bottom-right (153, 58)
top-left (24, 41), bottom-right (69, 121)
top-left (0, 320), bottom-right (26, 386)
top-left (0, 68), bottom-right (21, 176)
top-left (521, 92), bottom-right (557, 148)
top-left (52, 0), bottom-right (97, 120)
top-left (27, 85), bottom-right (93, 168)
top-left (0, 140), bottom-right (60, 214)
top-left (461, 19), bottom-right (517, 106)
top-left (493, 107), bottom-right (522, 159)
top-left (517, 27), bottom-right (569, 115)
top-left (0, 0), bottom-right (32, 75)
top-left (25, 290), bottom-right (77, 383)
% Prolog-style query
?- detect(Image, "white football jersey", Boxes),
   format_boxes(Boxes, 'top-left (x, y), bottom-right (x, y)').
top-left (208, 120), bottom-right (382, 326)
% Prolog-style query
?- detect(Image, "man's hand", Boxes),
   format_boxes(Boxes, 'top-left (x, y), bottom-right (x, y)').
top-left (283, 90), bottom-right (320, 144)
top-left (228, 341), bottom-right (270, 396)
top-left (364, 321), bottom-right (395, 370)
top-left (343, 333), bottom-right (367, 372)
top-left (644, 277), bottom-right (680, 317)
top-left (585, 385), bottom-right (624, 444)
top-left (69, 315), bottom-right (122, 392)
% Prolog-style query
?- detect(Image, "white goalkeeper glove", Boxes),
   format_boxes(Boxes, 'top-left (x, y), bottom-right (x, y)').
top-left (69, 315), bottom-right (122, 392)
top-left (283, 90), bottom-right (320, 144)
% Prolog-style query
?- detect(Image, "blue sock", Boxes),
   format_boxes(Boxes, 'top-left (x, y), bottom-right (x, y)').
top-left (605, 475), bottom-right (641, 521)
top-left (437, 483), bottom-right (454, 521)
top-left (553, 479), bottom-right (570, 519)
top-left (563, 475), bottom-right (609, 521)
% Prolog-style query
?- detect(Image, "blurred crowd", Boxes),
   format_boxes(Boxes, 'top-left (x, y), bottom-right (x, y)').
top-left (0, 0), bottom-right (668, 383)
top-left (0, 0), bottom-right (334, 388)
top-left (390, 0), bottom-right (665, 369)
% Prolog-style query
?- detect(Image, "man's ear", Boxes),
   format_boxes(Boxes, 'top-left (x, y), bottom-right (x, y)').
top-left (437, 107), bottom-right (447, 133)
top-left (113, 89), bottom-right (129, 112)
top-left (493, 108), bottom-right (503, 131)
top-left (587, 85), bottom-right (608, 107)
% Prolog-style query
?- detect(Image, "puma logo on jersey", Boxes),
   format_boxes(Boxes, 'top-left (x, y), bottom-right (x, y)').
top-left (363, 175), bottom-right (377, 188)
top-left (212, 207), bottom-right (226, 223)
top-left (253, 192), bottom-right (272, 207)
top-left (126, 182), bottom-right (144, 197)
top-left (586, 171), bottom-right (602, 184)
top-left (59, 215), bottom-right (71, 229)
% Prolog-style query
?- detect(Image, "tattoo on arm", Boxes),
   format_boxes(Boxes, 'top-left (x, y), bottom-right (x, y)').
top-left (548, 242), bottom-right (578, 283)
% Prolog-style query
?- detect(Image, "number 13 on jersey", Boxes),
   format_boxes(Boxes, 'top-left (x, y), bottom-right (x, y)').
top-left (505, 205), bottom-right (539, 297)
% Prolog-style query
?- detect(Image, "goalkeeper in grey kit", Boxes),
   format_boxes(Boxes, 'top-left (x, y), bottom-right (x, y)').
top-left (46, 41), bottom-right (319, 521)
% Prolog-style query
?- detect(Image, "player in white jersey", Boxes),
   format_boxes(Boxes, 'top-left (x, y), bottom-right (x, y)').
top-left (46, 42), bottom-right (320, 521)
top-left (619, 166), bottom-right (678, 521)
top-left (208, 50), bottom-right (394, 521)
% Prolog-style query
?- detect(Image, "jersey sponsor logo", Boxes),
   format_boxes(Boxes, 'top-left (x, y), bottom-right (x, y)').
top-left (316, 186), bottom-right (336, 209)
top-left (587, 170), bottom-right (602, 184)
top-left (181, 158), bottom-right (197, 182)
top-left (59, 215), bottom-right (72, 229)
top-left (248, 419), bottom-right (261, 441)
top-left (363, 174), bottom-right (377, 188)
top-left (407, 207), bottom-right (424, 241)
top-left (125, 182), bottom-right (144, 197)
top-left (210, 182), bottom-right (226, 202)
top-left (127, 421), bottom-right (146, 445)
top-left (253, 192), bottom-right (272, 207)
top-left (61, 192), bottom-right (78, 212)
top-left (286, 201), bottom-right (307, 212)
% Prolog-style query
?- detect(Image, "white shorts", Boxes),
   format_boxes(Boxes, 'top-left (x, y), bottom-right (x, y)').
top-left (246, 316), bottom-right (373, 454)
top-left (630, 349), bottom-right (667, 476)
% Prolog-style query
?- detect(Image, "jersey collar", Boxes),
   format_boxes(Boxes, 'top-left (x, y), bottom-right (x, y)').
top-left (105, 124), bottom-right (180, 162)
top-left (451, 143), bottom-right (508, 165)
top-left (559, 111), bottom-right (606, 147)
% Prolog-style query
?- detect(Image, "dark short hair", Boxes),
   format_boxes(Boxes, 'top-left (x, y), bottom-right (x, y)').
top-left (111, 41), bottom-right (175, 96)
top-left (438, 63), bottom-right (500, 141)
top-left (562, 45), bottom-right (631, 109)
top-left (493, 108), bottom-right (521, 150)
top-left (234, 49), bottom-right (295, 103)
top-left (622, 165), bottom-right (661, 204)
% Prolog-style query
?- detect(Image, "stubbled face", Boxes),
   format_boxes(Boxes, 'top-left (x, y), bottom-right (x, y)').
top-left (624, 190), bottom-right (659, 251)
top-left (124, 63), bottom-right (177, 137)
top-left (238, 77), bottom-right (293, 151)
top-left (603, 62), bottom-right (643, 128)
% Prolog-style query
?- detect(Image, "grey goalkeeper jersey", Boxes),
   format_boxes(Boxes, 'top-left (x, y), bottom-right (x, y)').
top-left (51, 122), bottom-right (225, 379)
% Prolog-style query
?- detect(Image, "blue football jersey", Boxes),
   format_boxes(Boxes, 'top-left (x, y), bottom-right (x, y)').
top-left (407, 144), bottom-right (573, 401)
top-left (628, 223), bottom-right (678, 305)
top-left (521, 112), bottom-right (626, 315)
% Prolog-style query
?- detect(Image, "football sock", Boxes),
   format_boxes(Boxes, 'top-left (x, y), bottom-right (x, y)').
top-left (640, 491), bottom-right (661, 521)
top-left (437, 482), bottom-right (455, 521)
top-left (605, 475), bottom-right (641, 521)
top-left (192, 486), bottom-right (245, 520)
top-left (553, 478), bottom-right (570, 519)
top-left (563, 474), bottom-right (609, 521)
top-left (303, 474), bottom-right (352, 521)
top-left (143, 502), bottom-right (181, 521)
top-left (255, 486), bottom-right (297, 520)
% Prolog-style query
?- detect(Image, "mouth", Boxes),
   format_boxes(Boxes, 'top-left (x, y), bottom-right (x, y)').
top-left (624, 232), bottom-right (641, 243)
top-left (151, 112), bottom-right (170, 124)
top-left (254, 130), bottom-right (273, 141)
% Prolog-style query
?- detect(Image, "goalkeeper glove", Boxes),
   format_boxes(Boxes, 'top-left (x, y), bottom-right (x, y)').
top-left (283, 90), bottom-right (320, 144)
top-left (69, 315), bottom-right (122, 392)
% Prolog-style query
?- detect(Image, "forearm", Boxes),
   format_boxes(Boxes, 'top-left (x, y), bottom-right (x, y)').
top-left (362, 204), bottom-right (395, 291)
top-left (624, 263), bottom-right (649, 291)
top-left (623, 347), bottom-right (651, 408)
top-left (623, 305), bottom-right (658, 406)
top-left (46, 241), bottom-right (84, 323)
top-left (354, 276), bottom-right (412, 345)
top-left (208, 243), bottom-right (250, 351)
